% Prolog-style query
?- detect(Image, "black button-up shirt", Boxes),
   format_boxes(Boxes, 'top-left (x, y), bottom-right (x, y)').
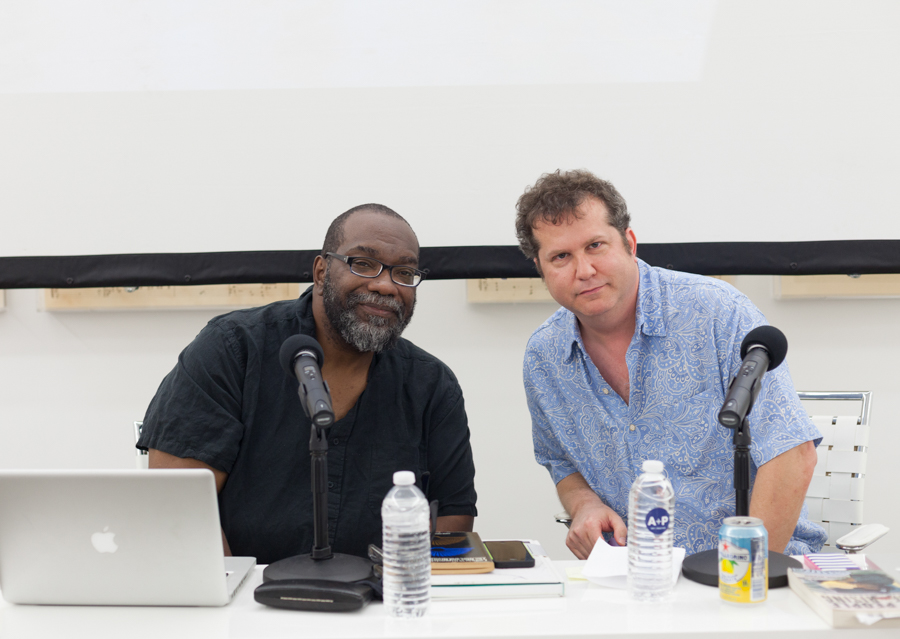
top-left (139, 287), bottom-right (477, 564)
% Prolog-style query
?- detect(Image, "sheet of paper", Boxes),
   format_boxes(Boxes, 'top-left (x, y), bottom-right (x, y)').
top-left (582, 538), bottom-right (685, 589)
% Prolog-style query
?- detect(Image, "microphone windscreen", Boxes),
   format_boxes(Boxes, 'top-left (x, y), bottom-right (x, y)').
top-left (740, 325), bottom-right (788, 370)
top-left (279, 335), bottom-right (325, 376)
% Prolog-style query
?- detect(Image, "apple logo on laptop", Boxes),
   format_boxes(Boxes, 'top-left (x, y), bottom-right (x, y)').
top-left (91, 526), bottom-right (118, 553)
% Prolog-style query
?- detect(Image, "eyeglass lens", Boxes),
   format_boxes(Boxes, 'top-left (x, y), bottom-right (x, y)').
top-left (349, 257), bottom-right (420, 286)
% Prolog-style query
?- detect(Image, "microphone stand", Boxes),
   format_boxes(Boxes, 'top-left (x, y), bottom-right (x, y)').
top-left (262, 415), bottom-right (374, 583)
top-left (734, 417), bottom-right (751, 517)
top-left (681, 416), bottom-right (802, 588)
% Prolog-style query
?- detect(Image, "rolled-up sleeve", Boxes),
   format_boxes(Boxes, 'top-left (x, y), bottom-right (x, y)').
top-left (525, 341), bottom-right (578, 485)
top-left (138, 322), bottom-right (246, 474)
top-left (426, 380), bottom-right (478, 517)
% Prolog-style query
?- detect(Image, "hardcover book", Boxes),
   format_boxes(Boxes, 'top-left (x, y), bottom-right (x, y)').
top-left (431, 531), bottom-right (494, 574)
top-left (788, 567), bottom-right (900, 629)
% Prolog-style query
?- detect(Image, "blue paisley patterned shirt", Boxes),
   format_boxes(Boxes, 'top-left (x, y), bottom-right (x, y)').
top-left (525, 259), bottom-right (826, 555)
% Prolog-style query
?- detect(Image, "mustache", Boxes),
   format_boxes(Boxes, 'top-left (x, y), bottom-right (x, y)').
top-left (347, 291), bottom-right (405, 320)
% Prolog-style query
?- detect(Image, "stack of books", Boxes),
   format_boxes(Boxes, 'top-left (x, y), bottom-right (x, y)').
top-left (430, 535), bottom-right (564, 600)
top-left (431, 531), bottom-right (495, 574)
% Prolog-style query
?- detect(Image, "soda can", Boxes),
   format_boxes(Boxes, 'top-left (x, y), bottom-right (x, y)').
top-left (718, 516), bottom-right (768, 603)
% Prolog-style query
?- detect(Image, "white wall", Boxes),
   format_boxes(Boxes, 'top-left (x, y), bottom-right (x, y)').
top-left (1, 0), bottom-right (898, 560)
top-left (1, 279), bottom-right (897, 560)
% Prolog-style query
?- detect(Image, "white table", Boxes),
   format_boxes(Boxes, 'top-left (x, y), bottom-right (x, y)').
top-left (2, 556), bottom-right (899, 639)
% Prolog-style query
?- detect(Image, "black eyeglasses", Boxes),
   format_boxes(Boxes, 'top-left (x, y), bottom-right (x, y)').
top-left (326, 252), bottom-right (427, 288)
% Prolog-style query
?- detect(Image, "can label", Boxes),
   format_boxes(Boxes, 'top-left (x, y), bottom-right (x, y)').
top-left (718, 516), bottom-right (768, 603)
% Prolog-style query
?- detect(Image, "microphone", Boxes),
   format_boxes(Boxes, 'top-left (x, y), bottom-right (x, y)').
top-left (279, 335), bottom-right (334, 429)
top-left (718, 326), bottom-right (788, 428)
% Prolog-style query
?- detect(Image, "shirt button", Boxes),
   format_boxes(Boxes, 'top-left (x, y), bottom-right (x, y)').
top-left (629, 424), bottom-right (636, 432)
top-left (332, 438), bottom-right (340, 445)
top-left (328, 481), bottom-right (335, 489)
top-left (603, 388), bottom-right (609, 395)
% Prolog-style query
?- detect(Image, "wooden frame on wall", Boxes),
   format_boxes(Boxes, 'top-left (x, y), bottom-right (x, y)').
top-left (40, 283), bottom-right (301, 311)
top-left (776, 274), bottom-right (900, 300)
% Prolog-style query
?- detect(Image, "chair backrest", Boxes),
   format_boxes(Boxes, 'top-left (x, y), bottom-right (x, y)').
top-left (799, 391), bottom-right (872, 548)
top-left (134, 420), bottom-right (148, 469)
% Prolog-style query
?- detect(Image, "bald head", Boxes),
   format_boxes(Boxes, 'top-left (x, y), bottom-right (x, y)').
top-left (321, 204), bottom-right (417, 257)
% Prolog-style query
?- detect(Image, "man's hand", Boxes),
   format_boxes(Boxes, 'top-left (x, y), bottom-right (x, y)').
top-left (567, 500), bottom-right (627, 559)
top-left (557, 473), bottom-right (627, 559)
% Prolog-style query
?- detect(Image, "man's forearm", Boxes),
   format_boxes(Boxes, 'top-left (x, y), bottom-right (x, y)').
top-left (749, 441), bottom-right (817, 552)
top-left (435, 515), bottom-right (474, 532)
top-left (149, 449), bottom-right (233, 555)
top-left (558, 472), bottom-right (605, 517)
top-left (557, 472), bottom-right (627, 558)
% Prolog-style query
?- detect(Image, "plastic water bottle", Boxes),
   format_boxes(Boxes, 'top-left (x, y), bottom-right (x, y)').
top-left (627, 459), bottom-right (676, 601)
top-left (381, 470), bottom-right (431, 617)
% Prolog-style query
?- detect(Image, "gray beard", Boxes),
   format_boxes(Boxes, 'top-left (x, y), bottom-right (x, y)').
top-left (322, 271), bottom-right (415, 353)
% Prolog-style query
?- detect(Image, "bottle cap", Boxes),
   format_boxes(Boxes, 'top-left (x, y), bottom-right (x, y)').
top-left (642, 460), bottom-right (664, 474)
top-left (393, 470), bottom-right (416, 486)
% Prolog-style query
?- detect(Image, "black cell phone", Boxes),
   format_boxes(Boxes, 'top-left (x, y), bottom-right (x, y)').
top-left (483, 540), bottom-right (535, 569)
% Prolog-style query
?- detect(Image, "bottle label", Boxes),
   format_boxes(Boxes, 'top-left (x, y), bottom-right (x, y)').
top-left (645, 508), bottom-right (670, 535)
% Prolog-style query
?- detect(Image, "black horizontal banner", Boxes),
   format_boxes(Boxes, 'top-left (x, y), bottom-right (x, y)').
top-left (1, 240), bottom-right (899, 289)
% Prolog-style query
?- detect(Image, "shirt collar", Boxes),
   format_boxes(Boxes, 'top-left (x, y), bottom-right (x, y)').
top-left (635, 259), bottom-right (667, 338)
top-left (298, 285), bottom-right (318, 337)
top-left (563, 311), bottom-right (584, 364)
top-left (563, 258), bottom-right (667, 362)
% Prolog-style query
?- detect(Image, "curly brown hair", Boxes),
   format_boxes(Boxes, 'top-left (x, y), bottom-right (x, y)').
top-left (515, 169), bottom-right (631, 266)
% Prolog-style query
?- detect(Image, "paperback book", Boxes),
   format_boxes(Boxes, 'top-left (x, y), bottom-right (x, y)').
top-left (431, 531), bottom-right (494, 574)
top-left (788, 567), bottom-right (900, 629)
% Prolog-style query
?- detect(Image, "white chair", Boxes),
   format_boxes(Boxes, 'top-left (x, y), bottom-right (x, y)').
top-left (134, 420), bottom-right (148, 469)
top-left (799, 391), bottom-right (886, 551)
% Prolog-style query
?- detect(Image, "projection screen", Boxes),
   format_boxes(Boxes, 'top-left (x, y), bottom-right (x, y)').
top-left (2, 1), bottom-right (898, 286)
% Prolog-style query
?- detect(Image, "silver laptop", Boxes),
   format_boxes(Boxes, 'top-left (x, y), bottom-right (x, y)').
top-left (0, 469), bottom-right (255, 606)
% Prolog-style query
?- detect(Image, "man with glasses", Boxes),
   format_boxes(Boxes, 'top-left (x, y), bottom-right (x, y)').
top-left (138, 204), bottom-right (477, 564)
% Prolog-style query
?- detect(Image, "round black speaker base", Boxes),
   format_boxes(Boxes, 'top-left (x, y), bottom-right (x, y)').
top-left (262, 552), bottom-right (374, 583)
top-left (681, 548), bottom-right (801, 588)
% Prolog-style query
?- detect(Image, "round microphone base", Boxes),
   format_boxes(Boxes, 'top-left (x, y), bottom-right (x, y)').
top-left (681, 548), bottom-right (802, 588)
top-left (263, 552), bottom-right (374, 583)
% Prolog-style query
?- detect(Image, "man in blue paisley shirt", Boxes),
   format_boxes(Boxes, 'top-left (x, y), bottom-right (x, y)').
top-left (517, 169), bottom-right (826, 559)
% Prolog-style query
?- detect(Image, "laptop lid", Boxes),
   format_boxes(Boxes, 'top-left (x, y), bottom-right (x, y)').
top-left (0, 469), bottom-right (255, 606)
